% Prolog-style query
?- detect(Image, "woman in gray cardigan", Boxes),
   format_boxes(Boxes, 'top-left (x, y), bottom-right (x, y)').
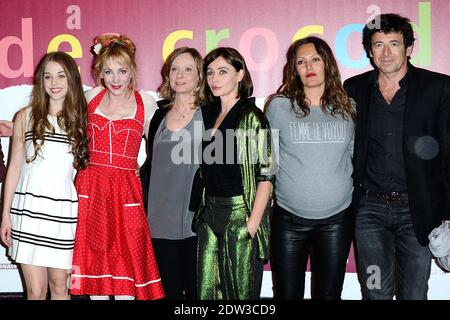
top-left (142, 47), bottom-right (205, 299)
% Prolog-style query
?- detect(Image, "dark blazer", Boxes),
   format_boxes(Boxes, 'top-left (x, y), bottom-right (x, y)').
top-left (344, 63), bottom-right (450, 246)
top-left (140, 99), bottom-right (170, 210)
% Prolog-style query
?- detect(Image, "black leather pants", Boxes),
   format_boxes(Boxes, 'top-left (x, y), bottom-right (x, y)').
top-left (270, 205), bottom-right (353, 300)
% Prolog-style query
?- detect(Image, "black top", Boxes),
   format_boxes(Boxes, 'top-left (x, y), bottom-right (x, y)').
top-left (364, 70), bottom-right (409, 192)
top-left (202, 98), bottom-right (244, 197)
top-left (0, 141), bottom-right (5, 183)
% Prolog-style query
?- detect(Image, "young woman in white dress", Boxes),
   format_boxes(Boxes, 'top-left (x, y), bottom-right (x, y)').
top-left (0, 51), bottom-right (88, 300)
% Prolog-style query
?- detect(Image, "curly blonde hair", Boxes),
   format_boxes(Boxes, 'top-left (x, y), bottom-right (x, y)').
top-left (91, 34), bottom-right (138, 90)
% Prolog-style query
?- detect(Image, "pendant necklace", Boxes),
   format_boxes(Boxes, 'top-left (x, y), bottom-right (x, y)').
top-left (174, 106), bottom-right (192, 118)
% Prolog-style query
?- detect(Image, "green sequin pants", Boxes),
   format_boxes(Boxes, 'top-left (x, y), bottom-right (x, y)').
top-left (197, 195), bottom-right (263, 300)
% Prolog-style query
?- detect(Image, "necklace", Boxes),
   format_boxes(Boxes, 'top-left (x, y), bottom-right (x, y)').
top-left (175, 108), bottom-right (188, 118)
top-left (173, 105), bottom-right (195, 119)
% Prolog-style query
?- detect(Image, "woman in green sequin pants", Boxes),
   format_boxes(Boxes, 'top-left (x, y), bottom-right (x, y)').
top-left (195, 47), bottom-right (275, 300)
top-left (197, 195), bottom-right (263, 299)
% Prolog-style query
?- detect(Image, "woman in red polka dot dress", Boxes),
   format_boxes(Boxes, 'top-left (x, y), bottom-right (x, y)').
top-left (70, 34), bottom-right (165, 300)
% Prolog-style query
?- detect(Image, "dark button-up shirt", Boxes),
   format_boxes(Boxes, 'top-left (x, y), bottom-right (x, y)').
top-left (364, 70), bottom-right (410, 192)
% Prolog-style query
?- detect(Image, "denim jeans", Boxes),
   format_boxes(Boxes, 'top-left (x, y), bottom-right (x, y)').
top-left (355, 193), bottom-right (431, 300)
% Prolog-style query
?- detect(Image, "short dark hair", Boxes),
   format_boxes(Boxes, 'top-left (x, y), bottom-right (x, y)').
top-left (203, 47), bottom-right (253, 101)
top-left (362, 13), bottom-right (415, 58)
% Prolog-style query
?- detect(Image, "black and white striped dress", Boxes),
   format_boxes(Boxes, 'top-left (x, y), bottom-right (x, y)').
top-left (8, 110), bottom-right (78, 269)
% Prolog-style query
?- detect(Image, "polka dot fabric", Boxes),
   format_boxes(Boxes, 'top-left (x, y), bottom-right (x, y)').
top-left (70, 89), bottom-right (165, 300)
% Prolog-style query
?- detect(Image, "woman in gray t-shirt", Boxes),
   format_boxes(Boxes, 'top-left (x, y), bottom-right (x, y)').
top-left (265, 37), bottom-right (355, 300)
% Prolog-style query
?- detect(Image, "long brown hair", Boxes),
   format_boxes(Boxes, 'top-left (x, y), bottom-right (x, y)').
top-left (265, 37), bottom-right (355, 122)
top-left (158, 47), bottom-right (205, 108)
top-left (28, 51), bottom-right (88, 170)
top-left (92, 34), bottom-right (137, 91)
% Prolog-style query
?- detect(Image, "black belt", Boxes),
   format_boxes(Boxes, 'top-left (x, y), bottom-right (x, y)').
top-left (366, 190), bottom-right (408, 204)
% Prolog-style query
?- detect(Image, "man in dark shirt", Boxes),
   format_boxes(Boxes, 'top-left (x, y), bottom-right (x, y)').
top-left (344, 14), bottom-right (450, 299)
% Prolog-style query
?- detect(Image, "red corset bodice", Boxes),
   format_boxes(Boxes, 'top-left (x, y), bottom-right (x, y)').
top-left (87, 89), bottom-right (144, 170)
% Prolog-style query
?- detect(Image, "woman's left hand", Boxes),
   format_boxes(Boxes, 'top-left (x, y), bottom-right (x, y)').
top-left (135, 168), bottom-right (140, 177)
top-left (247, 221), bottom-right (258, 239)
